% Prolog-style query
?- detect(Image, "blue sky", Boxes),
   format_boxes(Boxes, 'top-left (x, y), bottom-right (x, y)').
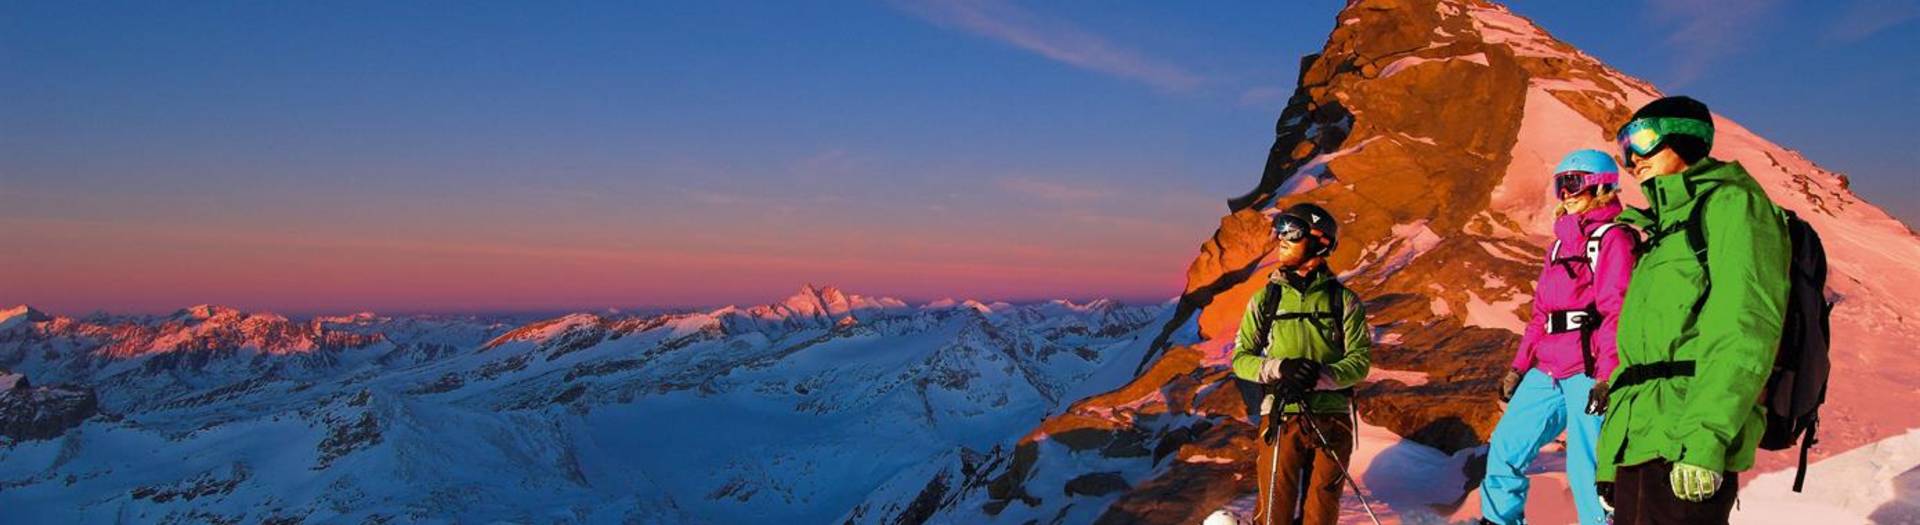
top-left (1, 1), bottom-right (1915, 314)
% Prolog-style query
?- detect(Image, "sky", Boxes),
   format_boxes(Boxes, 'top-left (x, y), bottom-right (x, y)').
top-left (2, 1), bottom-right (1915, 316)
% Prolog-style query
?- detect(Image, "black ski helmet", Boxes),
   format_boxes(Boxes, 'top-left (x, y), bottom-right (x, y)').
top-left (1277, 203), bottom-right (1339, 256)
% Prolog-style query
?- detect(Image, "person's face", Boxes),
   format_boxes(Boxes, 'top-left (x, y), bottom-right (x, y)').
top-left (1561, 189), bottom-right (1597, 214)
top-left (1627, 147), bottom-right (1688, 180)
top-left (1273, 235), bottom-right (1309, 268)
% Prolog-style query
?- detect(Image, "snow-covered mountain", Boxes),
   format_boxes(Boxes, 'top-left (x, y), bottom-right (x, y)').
top-left (8, 1), bottom-right (1919, 523)
top-left (0, 285), bottom-right (1170, 523)
top-left (853, 0), bottom-right (1920, 523)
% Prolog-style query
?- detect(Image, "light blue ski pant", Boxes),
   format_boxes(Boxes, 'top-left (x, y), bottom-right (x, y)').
top-left (1480, 369), bottom-right (1606, 525)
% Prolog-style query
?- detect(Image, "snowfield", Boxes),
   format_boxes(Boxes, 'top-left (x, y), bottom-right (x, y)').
top-left (0, 287), bottom-right (1171, 523)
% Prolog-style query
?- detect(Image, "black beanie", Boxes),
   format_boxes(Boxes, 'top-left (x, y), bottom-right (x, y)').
top-left (1629, 96), bottom-right (1713, 163)
top-left (1631, 95), bottom-right (1711, 122)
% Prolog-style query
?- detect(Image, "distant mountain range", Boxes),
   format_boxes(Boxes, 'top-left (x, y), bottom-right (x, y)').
top-left (0, 286), bottom-right (1171, 523)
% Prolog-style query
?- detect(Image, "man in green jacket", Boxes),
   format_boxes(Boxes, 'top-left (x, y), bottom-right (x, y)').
top-left (1231, 203), bottom-right (1372, 525)
top-left (1596, 96), bottom-right (1791, 524)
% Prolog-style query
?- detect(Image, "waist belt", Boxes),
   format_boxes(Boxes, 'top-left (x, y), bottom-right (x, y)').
top-left (1612, 361), bottom-right (1696, 389)
top-left (1260, 387), bottom-right (1356, 415)
top-left (1546, 309), bottom-right (1599, 334)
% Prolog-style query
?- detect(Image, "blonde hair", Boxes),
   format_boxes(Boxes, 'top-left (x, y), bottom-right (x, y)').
top-left (1554, 186), bottom-right (1618, 217)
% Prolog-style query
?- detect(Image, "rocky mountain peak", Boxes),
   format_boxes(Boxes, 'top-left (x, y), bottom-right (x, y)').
top-left (0, 305), bottom-right (51, 330)
top-left (746, 284), bottom-right (908, 327)
top-left (786, 283), bottom-right (852, 317)
top-left (895, 2), bottom-right (1920, 523)
top-left (173, 304), bottom-right (245, 321)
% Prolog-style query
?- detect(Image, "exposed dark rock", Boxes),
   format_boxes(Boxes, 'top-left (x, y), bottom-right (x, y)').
top-left (1062, 472), bottom-right (1129, 497)
top-left (0, 380), bottom-right (99, 442)
top-left (314, 412), bottom-right (381, 469)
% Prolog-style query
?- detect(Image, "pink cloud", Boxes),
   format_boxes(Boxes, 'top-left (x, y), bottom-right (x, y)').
top-left (892, 0), bottom-right (1203, 92)
top-left (1646, 0), bottom-right (1782, 87)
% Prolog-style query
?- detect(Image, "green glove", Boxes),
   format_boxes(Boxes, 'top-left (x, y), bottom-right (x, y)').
top-left (1669, 462), bottom-right (1723, 502)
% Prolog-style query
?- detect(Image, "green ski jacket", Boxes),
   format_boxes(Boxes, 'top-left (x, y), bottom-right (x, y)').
top-left (1231, 269), bottom-right (1372, 414)
top-left (1597, 158), bottom-right (1791, 481)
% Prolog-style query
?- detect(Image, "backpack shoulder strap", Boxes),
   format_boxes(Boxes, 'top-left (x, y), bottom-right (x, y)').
top-left (1682, 183), bottom-right (1786, 272)
top-left (1644, 180), bottom-right (1722, 256)
top-left (1681, 183), bottom-right (1729, 266)
top-left (1585, 223), bottom-right (1635, 274)
top-left (1328, 282), bottom-right (1348, 357)
top-left (1235, 279), bottom-right (1289, 421)
top-left (1250, 280), bottom-right (1286, 357)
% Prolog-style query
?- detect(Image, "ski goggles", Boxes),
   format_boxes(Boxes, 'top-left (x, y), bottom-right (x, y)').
top-left (1272, 214), bottom-right (1312, 243)
top-left (1615, 117), bottom-right (1714, 161)
top-left (1554, 170), bottom-right (1594, 198)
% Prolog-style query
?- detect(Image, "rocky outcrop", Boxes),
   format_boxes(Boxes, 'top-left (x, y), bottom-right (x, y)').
top-left (0, 371), bottom-right (100, 442)
top-left (131, 463), bottom-right (252, 503)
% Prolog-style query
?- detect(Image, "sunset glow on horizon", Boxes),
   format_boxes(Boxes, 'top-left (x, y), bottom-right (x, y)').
top-left (4, 188), bottom-right (1206, 315)
top-left (5, 2), bottom-right (1914, 316)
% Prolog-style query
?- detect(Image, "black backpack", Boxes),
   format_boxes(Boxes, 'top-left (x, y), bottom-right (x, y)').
top-left (1234, 278), bottom-right (1348, 421)
top-left (1758, 211), bottom-right (1832, 493)
top-left (1677, 194), bottom-right (1832, 492)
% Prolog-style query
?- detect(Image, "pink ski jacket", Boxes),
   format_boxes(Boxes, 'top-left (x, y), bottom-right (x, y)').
top-left (1512, 202), bottom-right (1637, 381)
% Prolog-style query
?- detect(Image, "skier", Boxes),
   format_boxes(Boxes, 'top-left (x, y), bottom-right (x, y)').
top-left (1596, 96), bottom-right (1791, 524)
top-left (1230, 203), bottom-right (1373, 525)
top-left (1479, 149), bottom-right (1637, 525)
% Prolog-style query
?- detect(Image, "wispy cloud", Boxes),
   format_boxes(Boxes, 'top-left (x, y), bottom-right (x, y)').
top-left (1824, 0), bottom-right (1920, 43)
top-left (1238, 86), bottom-right (1290, 108)
top-left (1065, 211), bottom-right (1188, 236)
top-left (1645, 0), bottom-right (1781, 87)
top-left (892, 0), bottom-right (1203, 92)
top-left (995, 176), bottom-right (1112, 203)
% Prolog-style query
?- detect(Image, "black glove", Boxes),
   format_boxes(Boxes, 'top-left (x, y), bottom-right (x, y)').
top-left (1274, 358), bottom-right (1323, 402)
top-left (1587, 380), bottom-right (1610, 415)
top-left (1498, 370), bottom-right (1522, 402)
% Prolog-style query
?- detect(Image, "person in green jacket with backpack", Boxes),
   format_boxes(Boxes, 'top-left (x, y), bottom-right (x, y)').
top-left (1231, 203), bottom-right (1372, 525)
top-left (1596, 96), bottom-right (1792, 524)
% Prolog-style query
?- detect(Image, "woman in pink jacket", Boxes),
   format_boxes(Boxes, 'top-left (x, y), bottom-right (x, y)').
top-left (1479, 149), bottom-right (1639, 525)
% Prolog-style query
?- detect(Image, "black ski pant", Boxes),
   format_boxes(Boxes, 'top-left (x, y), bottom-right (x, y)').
top-left (1609, 460), bottom-right (1739, 525)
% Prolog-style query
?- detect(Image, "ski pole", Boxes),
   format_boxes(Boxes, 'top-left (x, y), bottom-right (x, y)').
top-left (1263, 393), bottom-right (1281, 525)
top-left (1296, 408), bottom-right (1383, 525)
